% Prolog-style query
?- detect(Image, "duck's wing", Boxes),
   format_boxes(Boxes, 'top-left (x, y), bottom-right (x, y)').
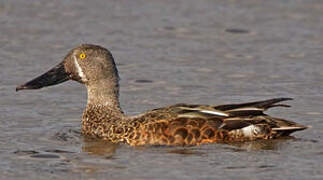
top-left (212, 98), bottom-right (308, 134)
top-left (129, 98), bottom-right (308, 146)
top-left (213, 97), bottom-right (293, 112)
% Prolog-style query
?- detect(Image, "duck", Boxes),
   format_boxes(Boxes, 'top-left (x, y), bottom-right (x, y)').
top-left (16, 44), bottom-right (308, 146)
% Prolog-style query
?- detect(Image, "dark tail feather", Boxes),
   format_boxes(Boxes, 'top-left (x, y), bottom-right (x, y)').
top-left (214, 98), bottom-right (293, 111)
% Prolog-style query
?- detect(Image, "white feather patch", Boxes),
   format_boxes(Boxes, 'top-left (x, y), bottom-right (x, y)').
top-left (73, 55), bottom-right (86, 81)
top-left (241, 125), bottom-right (258, 137)
top-left (200, 110), bottom-right (229, 117)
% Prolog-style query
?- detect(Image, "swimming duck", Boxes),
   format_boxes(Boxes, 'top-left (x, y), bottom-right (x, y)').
top-left (16, 44), bottom-right (308, 146)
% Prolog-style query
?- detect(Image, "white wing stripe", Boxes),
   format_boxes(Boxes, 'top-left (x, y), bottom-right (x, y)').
top-left (200, 110), bottom-right (229, 117)
top-left (227, 107), bottom-right (264, 112)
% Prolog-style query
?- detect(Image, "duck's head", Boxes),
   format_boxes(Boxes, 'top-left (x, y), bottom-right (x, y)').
top-left (16, 44), bottom-right (119, 91)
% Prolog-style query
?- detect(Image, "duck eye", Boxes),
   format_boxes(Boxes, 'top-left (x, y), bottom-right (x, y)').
top-left (79, 53), bottom-right (86, 59)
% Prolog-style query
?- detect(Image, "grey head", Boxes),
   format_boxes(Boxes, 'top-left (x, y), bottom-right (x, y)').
top-left (16, 44), bottom-right (119, 91)
top-left (16, 44), bottom-right (122, 108)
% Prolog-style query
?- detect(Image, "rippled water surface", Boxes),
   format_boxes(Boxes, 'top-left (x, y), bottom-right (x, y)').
top-left (1, 0), bottom-right (323, 179)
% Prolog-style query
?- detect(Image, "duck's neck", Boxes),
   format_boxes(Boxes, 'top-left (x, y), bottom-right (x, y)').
top-left (83, 80), bottom-right (126, 140)
top-left (86, 79), bottom-right (123, 113)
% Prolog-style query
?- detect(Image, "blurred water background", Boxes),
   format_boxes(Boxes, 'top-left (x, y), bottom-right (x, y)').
top-left (1, 0), bottom-right (323, 179)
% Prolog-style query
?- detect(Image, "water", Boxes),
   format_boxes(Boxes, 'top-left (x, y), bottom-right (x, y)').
top-left (1, 0), bottom-right (323, 179)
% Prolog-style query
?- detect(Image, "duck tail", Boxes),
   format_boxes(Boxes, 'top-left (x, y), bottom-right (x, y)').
top-left (272, 124), bottom-right (309, 136)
